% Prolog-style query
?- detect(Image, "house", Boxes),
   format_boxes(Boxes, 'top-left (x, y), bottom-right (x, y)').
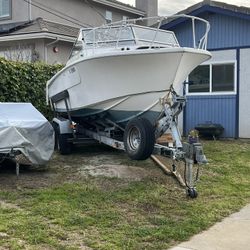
top-left (0, 0), bottom-right (158, 64)
top-left (161, 0), bottom-right (250, 138)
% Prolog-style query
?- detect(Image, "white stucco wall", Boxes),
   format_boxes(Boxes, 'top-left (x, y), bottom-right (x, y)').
top-left (0, 38), bottom-right (72, 64)
top-left (239, 48), bottom-right (250, 138)
top-left (204, 49), bottom-right (236, 64)
top-left (46, 40), bottom-right (72, 65)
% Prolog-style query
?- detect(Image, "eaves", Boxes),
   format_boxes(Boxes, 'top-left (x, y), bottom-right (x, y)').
top-left (92, 0), bottom-right (145, 16)
top-left (0, 32), bottom-right (76, 43)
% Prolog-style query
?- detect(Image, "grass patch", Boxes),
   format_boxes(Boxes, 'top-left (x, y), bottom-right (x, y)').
top-left (0, 140), bottom-right (250, 249)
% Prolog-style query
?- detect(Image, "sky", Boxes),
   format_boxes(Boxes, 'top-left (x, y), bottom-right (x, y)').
top-left (118, 0), bottom-right (250, 15)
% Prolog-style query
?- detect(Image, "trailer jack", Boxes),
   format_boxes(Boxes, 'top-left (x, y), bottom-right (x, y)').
top-left (153, 90), bottom-right (207, 198)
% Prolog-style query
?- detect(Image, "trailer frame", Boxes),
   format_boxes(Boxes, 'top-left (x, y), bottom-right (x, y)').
top-left (50, 88), bottom-right (207, 198)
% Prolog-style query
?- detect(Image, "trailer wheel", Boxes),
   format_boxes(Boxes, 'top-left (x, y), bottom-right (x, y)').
top-left (58, 133), bottom-right (72, 155)
top-left (52, 122), bottom-right (59, 150)
top-left (53, 123), bottom-right (72, 155)
top-left (124, 118), bottom-right (155, 160)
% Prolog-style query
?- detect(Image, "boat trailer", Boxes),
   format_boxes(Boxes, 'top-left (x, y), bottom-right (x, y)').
top-left (0, 147), bottom-right (32, 177)
top-left (51, 89), bottom-right (207, 198)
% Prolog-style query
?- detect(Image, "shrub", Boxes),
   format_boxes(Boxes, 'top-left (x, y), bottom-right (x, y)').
top-left (0, 57), bottom-right (63, 119)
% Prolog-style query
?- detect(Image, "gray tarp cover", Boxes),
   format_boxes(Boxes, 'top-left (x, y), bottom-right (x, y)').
top-left (0, 103), bottom-right (54, 165)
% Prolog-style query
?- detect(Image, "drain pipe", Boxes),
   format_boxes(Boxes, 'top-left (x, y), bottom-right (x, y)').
top-left (28, 0), bottom-right (32, 21)
top-left (45, 37), bottom-right (59, 63)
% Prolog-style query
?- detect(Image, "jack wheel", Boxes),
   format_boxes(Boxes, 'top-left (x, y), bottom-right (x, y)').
top-left (187, 188), bottom-right (198, 199)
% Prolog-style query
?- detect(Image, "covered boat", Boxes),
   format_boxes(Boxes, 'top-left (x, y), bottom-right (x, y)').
top-left (0, 103), bottom-right (54, 166)
top-left (47, 15), bottom-right (211, 126)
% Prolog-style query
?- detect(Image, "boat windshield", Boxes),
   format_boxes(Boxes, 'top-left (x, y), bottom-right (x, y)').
top-left (68, 14), bottom-right (210, 60)
top-left (83, 26), bottom-right (135, 47)
top-left (133, 26), bottom-right (179, 47)
top-left (81, 25), bottom-right (179, 48)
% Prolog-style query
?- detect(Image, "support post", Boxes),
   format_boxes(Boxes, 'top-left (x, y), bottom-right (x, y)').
top-left (185, 158), bottom-right (194, 188)
top-left (16, 162), bottom-right (20, 177)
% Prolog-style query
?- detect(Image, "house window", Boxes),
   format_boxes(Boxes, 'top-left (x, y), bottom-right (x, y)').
top-left (189, 65), bottom-right (210, 93)
top-left (212, 64), bottom-right (234, 92)
top-left (0, 45), bottom-right (34, 62)
top-left (105, 10), bottom-right (112, 23)
top-left (188, 62), bottom-right (236, 94)
top-left (0, 0), bottom-right (11, 18)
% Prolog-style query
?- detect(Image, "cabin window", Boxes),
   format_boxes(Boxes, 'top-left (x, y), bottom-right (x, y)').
top-left (105, 10), bottom-right (112, 23)
top-left (0, 0), bottom-right (11, 18)
top-left (188, 62), bottom-right (236, 94)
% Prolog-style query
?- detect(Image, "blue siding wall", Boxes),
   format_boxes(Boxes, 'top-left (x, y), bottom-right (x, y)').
top-left (161, 11), bottom-right (247, 138)
top-left (185, 95), bottom-right (237, 137)
top-left (166, 13), bottom-right (250, 49)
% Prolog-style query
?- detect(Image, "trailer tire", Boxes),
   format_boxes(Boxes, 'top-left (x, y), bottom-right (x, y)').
top-left (52, 122), bottom-right (59, 150)
top-left (58, 133), bottom-right (72, 155)
top-left (53, 123), bottom-right (72, 155)
top-left (124, 118), bottom-right (155, 160)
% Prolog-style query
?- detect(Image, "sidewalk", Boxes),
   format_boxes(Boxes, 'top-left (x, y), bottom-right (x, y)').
top-left (170, 203), bottom-right (250, 250)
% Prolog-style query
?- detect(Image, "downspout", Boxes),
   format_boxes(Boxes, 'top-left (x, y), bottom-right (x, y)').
top-left (45, 37), bottom-right (59, 63)
top-left (235, 48), bottom-right (240, 139)
top-left (28, 0), bottom-right (32, 21)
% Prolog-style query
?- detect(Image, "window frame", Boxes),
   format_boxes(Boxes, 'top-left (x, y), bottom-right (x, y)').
top-left (186, 60), bottom-right (237, 96)
top-left (123, 15), bottom-right (128, 21)
top-left (105, 10), bottom-right (112, 24)
top-left (0, 0), bottom-right (11, 20)
top-left (0, 44), bottom-right (34, 62)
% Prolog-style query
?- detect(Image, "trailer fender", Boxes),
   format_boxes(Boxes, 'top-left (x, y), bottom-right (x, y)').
top-left (52, 117), bottom-right (72, 135)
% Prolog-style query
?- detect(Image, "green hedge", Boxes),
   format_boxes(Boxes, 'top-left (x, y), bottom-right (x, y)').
top-left (0, 57), bottom-right (63, 119)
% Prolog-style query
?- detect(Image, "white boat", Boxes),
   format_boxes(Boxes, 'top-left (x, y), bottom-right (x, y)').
top-left (47, 15), bottom-right (211, 126)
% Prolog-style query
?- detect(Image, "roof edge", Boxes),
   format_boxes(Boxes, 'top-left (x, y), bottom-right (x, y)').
top-left (176, 0), bottom-right (250, 17)
top-left (161, 0), bottom-right (250, 30)
top-left (92, 0), bottom-right (145, 16)
top-left (0, 32), bottom-right (76, 43)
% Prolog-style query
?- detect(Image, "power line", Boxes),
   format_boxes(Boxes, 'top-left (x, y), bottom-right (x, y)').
top-left (22, 0), bottom-right (92, 27)
top-left (84, 0), bottom-right (107, 21)
top-left (31, 0), bottom-right (93, 27)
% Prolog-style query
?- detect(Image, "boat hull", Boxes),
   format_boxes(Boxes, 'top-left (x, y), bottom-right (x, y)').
top-left (48, 47), bottom-right (211, 124)
top-left (69, 91), bottom-right (166, 124)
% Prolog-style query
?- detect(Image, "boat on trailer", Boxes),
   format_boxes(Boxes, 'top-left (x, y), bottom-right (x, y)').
top-left (47, 15), bottom-right (211, 198)
top-left (47, 15), bottom-right (210, 125)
